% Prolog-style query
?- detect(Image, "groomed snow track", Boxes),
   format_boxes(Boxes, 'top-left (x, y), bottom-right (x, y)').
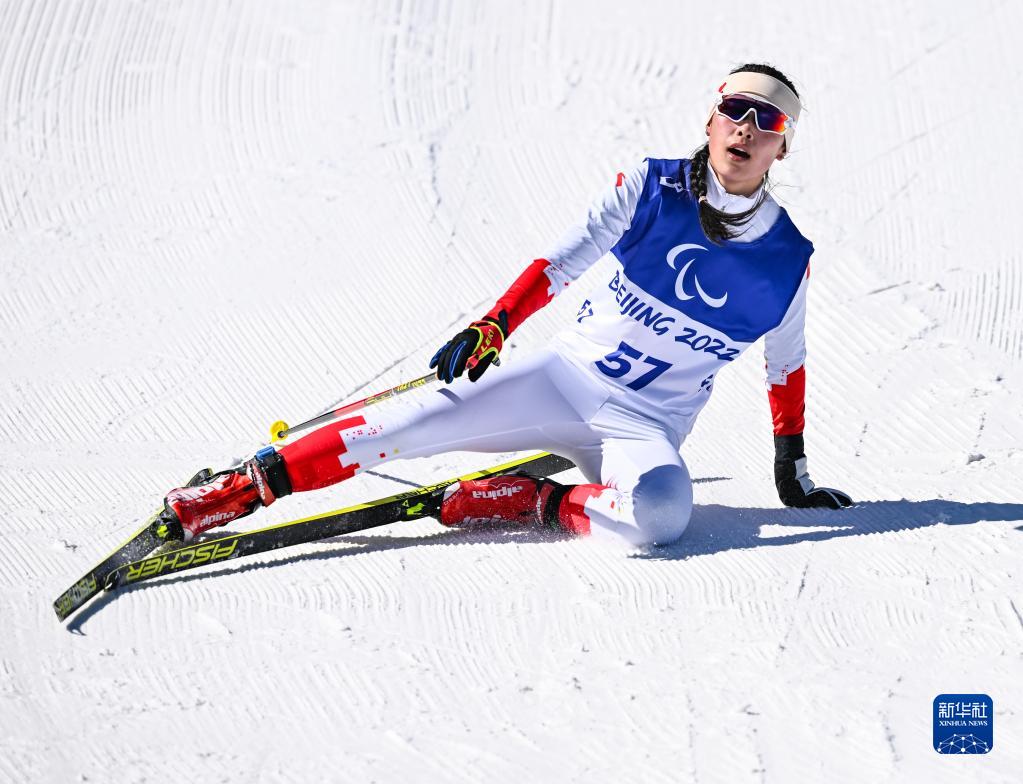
top-left (1, 1), bottom-right (1020, 781)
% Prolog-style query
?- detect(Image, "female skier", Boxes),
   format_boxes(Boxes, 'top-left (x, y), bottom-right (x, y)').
top-left (160, 63), bottom-right (852, 548)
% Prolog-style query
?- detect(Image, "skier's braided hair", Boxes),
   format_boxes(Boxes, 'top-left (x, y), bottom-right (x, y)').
top-left (686, 63), bottom-right (799, 245)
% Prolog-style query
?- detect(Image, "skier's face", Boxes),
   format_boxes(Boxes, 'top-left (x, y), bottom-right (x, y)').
top-left (705, 105), bottom-right (786, 196)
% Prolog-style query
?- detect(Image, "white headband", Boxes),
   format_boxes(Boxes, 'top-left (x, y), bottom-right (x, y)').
top-left (707, 71), bottom-right (802, 150)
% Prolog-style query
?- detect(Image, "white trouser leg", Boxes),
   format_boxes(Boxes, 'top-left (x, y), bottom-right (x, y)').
top-left (279, 349), bottom-right (609, 491)
top-left (559, 401), bottom-right (694, 547)
top-left (281, 350), bottom-right (694, 548)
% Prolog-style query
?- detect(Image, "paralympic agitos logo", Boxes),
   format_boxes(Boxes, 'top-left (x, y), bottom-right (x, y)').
top-left (666, 244), bottom-right (728, 309)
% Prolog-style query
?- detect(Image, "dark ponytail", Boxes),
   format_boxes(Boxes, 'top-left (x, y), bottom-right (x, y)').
top-left (687, 143), bottom-right (766, 245)
top-left (685, 62), bottom-right (799, 246)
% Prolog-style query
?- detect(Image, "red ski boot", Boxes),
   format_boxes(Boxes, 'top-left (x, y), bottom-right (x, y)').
top-left (439, 474), bottom-right (565, 529)
top-left (156, 447), bottom-right (293, 541)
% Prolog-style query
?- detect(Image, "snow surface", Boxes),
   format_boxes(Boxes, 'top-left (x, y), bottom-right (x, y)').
top-left (2, 0), bottom-right (1021, 781)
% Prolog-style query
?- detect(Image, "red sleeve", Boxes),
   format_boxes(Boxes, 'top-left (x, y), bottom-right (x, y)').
top-left (768, 364), bottom-right (805, 436)
top-left (483, 258), bottom-right (556, 335)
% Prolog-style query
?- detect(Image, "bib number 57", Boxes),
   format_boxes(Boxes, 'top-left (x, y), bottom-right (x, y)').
top-left (594, 341), bottom-right (672, 390)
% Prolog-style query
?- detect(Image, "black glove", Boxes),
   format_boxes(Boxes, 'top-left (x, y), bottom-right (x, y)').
top-left (429, 311), bottom-right (508, 384)
top-left (774, 434), bottom-right (853, 509)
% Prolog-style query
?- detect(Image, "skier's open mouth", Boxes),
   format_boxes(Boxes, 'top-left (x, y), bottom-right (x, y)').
top-left (726, 146), bottom-right (751, 161)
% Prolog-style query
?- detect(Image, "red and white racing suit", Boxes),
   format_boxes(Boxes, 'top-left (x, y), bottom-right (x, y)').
top-left (279, 159), bottom-right (811, 546)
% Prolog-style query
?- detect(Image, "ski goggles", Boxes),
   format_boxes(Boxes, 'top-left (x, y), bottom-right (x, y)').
top-left (714, 94), bottom-right (794, 136)
top-left (707, 71), bottom-right (802, 149)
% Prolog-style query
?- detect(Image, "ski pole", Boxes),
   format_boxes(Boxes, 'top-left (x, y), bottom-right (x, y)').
top-left (269, 372), bottom-right (437, 443)
top-left (267, 355), bottom-right (500, 443)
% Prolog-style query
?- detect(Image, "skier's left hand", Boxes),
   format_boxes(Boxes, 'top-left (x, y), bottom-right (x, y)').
top-left (774, 434), bottom-right (853, 509)
top-left (430, 311), bottom-right (508, 384)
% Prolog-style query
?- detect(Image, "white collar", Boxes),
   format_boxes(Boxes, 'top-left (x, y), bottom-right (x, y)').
top-left (706, 161), bottom-right (765, 214)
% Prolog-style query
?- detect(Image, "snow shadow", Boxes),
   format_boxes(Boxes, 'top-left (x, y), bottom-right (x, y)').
top-left (65, 497), bottom-right (1023, 631)
top-left (635, 498), bottom-right (1023, 560)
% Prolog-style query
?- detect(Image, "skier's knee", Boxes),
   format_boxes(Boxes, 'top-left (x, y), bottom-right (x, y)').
top-left (630, 464), bottom-right (692, 546)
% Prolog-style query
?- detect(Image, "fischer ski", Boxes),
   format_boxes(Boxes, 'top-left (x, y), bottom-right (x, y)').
top-left (53, 468), bottom-right (213, 622)
top-left (104, 452), bottom-right (574, 598)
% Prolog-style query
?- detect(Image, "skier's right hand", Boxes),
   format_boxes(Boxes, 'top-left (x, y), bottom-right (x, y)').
top-left (430, 311), bottom-right (508, 383)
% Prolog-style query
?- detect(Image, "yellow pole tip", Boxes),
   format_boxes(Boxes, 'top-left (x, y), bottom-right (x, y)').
top-left (269, 420), bottom-right (290, 443)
